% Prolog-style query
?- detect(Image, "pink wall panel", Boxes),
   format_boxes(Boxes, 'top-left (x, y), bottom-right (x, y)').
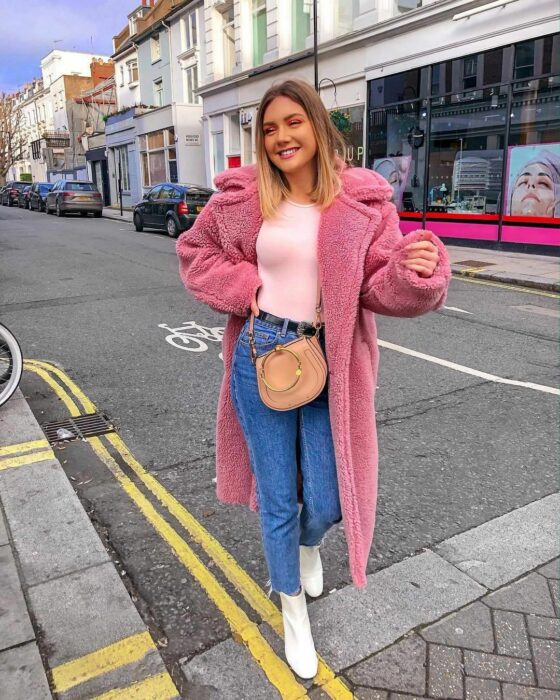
top-left (501, 226), bottom-right (560, 246)
top-left (424, 220), bottom-right (499, 241)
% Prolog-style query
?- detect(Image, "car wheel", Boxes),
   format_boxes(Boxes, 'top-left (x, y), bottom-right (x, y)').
top-left (56, 200), bottom-right (64, 217)
top-left (166, 216), bottom-right (179, 238)
top-left (93, 211), bottom-right (102, 218)
top-left (133, 213), bottom-right (144, 232)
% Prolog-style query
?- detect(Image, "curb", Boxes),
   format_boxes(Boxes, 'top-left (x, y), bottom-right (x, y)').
top-left (451, 266), bottom-right (560, 293)
top-left (0, 390), bottom-right (179, 700)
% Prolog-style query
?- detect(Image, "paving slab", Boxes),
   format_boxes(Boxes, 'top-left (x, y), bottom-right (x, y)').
top-left (483, 573), bottom-right (556, 617)
top-left (0, 458), bottom-right (109, 586)
top-left (27, 561), bottom-right (149, 668)
top-left (181, 637), bottom-right (281, 699)
top-left (0, 390), bottom-right (46, 445)
top-left (0, 544), bottom-right (35, 650)
top-left (308, 550), bottom-right (485, 671)
top-left (0, 642), bottom-right (52, 700)
top-left (435, 493), bottom-right (560, 589)
top-left (421, 601), bottom-right (494, 652)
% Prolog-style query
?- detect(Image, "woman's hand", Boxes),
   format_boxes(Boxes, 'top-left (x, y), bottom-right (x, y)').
top-left (250, 294), bottom-right (260, 317)
top-left (400, 231), bottom-right (439, 278)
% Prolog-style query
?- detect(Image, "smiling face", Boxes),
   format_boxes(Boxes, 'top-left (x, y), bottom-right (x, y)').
top-left (511, 162), bottom-right (556, 216)
top-left (262, 95), bottom-right (318, 179)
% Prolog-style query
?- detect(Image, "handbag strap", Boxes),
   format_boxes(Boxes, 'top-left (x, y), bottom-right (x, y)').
top-left (249, 277), bottom-right (322, 365)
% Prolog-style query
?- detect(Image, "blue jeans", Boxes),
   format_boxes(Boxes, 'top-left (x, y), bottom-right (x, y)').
top-left (231, 315), bottom-right (342, 595)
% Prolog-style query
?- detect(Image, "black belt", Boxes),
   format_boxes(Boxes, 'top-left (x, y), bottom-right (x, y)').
top-left (257, 311), bottom-right (319, 337)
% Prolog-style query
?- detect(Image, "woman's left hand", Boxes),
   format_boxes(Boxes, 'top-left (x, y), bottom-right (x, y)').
top-left (399, 231), bottom-right (440, 278)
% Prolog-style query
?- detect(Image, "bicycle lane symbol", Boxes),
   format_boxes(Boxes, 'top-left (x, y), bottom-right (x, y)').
top-left (159, 322), bottom-right (225, 361)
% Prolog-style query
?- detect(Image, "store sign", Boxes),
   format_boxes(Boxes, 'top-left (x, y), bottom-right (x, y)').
top-left (185, 134), bottom-right (201, 146)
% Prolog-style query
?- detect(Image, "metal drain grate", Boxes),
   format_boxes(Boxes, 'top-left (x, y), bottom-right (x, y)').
top-left (42, 413), bottom-right (115, 444)
top-left (455, 260), bottom-right (496, 268)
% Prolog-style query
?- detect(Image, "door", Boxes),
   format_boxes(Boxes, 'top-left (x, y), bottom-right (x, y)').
top-left (141, 185), bottom-right (161, 226)
top-left (153, 185), bottom-right (174, 229)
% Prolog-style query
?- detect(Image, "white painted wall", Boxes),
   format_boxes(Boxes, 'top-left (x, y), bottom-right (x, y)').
top-left (40, 50), bottom-right (110, 88)
top-left (115, 48), bottom-right (141, 110)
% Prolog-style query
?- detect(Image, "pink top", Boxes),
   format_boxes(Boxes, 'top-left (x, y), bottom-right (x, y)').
top-left (256, 199), bottom-right (321, 323)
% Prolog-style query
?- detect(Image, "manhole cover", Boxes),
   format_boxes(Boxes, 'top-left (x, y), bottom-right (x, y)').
top-left (42, 413), bottom-right (115, 444)
top-left (455, 260), bottom-right (496, 268)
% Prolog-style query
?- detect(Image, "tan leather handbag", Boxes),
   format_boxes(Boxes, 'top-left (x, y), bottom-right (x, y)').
top-left (248, 283), bottom-right (327, 411)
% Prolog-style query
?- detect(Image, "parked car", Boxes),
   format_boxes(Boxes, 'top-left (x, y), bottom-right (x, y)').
top-left (29, 182), bottom-right (53, 212)
top-left (17, 185), bottom-right (32, 209)
top-left (132, 183), bottom-right (214, 238)
top-left (2, 181), bottom-right (29, 207)
top-left (45, 180), bottom-right (103, 217)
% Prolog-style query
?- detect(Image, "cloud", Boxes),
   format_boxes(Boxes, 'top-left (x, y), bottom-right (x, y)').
top-left (0, 0), bottom-right (139, 92)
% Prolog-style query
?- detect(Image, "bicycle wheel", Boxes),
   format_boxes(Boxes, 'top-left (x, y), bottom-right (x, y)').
top-left (0, 323), bottom-right (23, 407)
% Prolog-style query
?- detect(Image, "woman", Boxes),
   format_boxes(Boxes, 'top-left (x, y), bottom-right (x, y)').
top-left (177, 79), bottom-right (451, 679)
top-left (509, 149), bottom-right (560, 218)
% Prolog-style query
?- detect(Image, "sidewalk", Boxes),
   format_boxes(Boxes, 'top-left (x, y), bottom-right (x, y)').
top-left (102, 206), bottom-right (133, 223)
top-left (1, 388), bottom-right (558, 698)
top-left (0, 391), bottom-right (180, 699)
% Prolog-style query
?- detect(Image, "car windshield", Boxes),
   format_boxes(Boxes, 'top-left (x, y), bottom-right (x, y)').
top-left (12, 183), bottom-right (26, 190)
top-left (65, 182), bottom-right (95, 191)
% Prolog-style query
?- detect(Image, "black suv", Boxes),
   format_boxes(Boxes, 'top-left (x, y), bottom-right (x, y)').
top-left (133, 183), bottom-right (213, 238)
top-left (2, 181), bottom-right (29, 206)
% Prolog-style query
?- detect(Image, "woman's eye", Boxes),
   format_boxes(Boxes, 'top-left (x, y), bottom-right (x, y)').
top-left (288, 120), bottom-right (301, 127)
top-left (538, 178), bottom-right (552, 190)
top-left (264, 128), bottom-right (275, 135)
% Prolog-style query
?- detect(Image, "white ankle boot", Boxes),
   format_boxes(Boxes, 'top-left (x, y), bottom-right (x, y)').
top-left (300, 545), bottom-right (323, 597)
top-left (279, 589), bottom-right (318, 679)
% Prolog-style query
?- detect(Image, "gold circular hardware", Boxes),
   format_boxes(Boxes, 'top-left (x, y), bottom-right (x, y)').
top-left (260, 346), bottom-right (302, 392)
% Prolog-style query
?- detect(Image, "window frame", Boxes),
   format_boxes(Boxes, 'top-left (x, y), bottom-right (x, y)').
top-left (151, 33), bottom-right (161, 63)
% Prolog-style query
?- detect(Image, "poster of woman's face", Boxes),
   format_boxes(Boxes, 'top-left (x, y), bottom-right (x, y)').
top-left (506, 144), bottom-right (560, 218)
top-left (373, 156), bottom-right (412, 210)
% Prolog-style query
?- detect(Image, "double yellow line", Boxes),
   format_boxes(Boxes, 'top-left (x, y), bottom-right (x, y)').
top-left (23, 359), bottom-right (354, 700)
top-left (0, 438), bottom-right (54, 471)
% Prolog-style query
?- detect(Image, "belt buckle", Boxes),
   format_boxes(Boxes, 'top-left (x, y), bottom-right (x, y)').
top-left (296, 321), bottom-right (314, 337)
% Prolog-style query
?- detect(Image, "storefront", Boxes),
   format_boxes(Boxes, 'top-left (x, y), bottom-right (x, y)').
top-left (367, 33), bottom-right (560, 247)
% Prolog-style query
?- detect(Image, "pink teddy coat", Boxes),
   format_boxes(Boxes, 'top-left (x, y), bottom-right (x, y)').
top-left (177, 164), bottom-right (451, 588)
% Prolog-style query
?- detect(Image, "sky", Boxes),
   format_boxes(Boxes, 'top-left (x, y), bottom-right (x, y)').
top-left (0, 0), bottom-right (141, 93)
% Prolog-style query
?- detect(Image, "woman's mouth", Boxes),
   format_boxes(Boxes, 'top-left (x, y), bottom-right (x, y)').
top-left (522, 192), bottom-right (540, 202)
top-left (277, 147), bottom-right (300, 160)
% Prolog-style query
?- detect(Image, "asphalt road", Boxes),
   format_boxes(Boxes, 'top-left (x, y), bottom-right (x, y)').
top-left (1, 204), bottom-right (558, 675)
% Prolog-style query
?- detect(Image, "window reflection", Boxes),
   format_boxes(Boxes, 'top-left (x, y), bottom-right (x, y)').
top-left (428, 89), bottom-right (507, 215)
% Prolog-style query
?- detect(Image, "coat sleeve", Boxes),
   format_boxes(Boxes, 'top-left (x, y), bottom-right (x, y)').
top-left (359, 202), bottom-right (451, 317)
top-left (176, 198), bottom-right (261, 316)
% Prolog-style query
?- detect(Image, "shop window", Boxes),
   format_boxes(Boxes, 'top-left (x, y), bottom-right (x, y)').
top-left (369, 68), bottom-right (428, 108)
top-left (427, 88), bottom-right (507, 215)
top-left (252, 0), bottom-right (267, 67)
top-left (505, 76), bottom-right (560, 219)
top-left (330, 105), bottom-right (365, 166)
top-left (292, 0), bottom-right (311, 52)
top-left (114, 145), bottom-right (130, 191)
top-left (369, 101), bottom-right (427, 213)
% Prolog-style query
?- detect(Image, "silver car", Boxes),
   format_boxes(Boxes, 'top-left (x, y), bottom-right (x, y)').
top-left (46, 180), bottom-right (103, 217)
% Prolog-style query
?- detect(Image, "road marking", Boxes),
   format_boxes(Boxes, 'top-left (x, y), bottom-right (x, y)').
top-left (24, 359), bottom-right (353, 699)
top-left (92, 672), bottom-right (179, 700)
top-left (24, 361), bottom-right (311, 700)
top-left (452, 273), bottom-right (560, 299)
top-left (0, 448), bottom-right (55, 471)
top-left (51, 631), bottom-right (157, 693)
top-left (0, 438), bottom-right (50, 457)
top-left (377, 340), bottom-right (560, 396)
top-left (442, 305), bottom-right (473, 315)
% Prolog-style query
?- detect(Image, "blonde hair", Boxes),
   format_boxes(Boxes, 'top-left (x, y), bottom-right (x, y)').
top-left (255, 79), bottom-right (348, 219)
